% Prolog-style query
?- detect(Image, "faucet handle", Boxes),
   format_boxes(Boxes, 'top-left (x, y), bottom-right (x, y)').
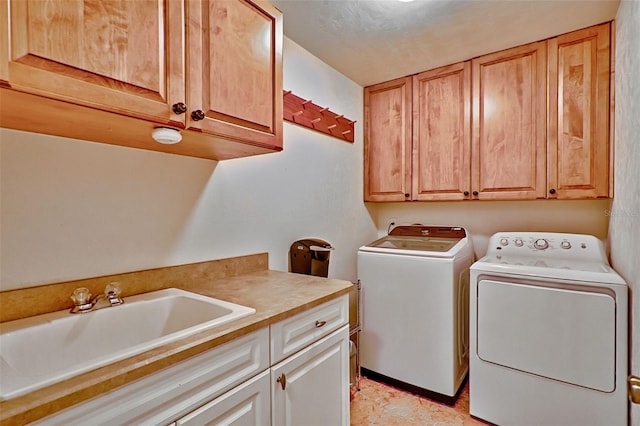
top-left (105, 282), bottom-right (124, 306)
top-left (105, 282), bottom-right (121, 297)
top-left (70, 287), bottom-right (93, 313)
top-left (71, 287), bottom-right (92, 306)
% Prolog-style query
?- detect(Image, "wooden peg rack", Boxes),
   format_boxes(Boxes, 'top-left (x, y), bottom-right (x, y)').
top-left (283, 91), bottom-right (355, 143)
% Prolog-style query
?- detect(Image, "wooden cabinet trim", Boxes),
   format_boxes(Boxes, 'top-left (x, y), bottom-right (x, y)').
top-left (167, 0), bottom-right (188, 125)
top-left (609, 21), bottom-right (615, 198)
top-left (0, 0), bottom-right (10, 83)
top-left (0, 87), bottom-right (280, 160)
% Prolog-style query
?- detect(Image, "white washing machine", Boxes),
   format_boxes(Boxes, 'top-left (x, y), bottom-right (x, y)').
top-left (470, 232), bottom-right (628, 426)
top-left (358, 225), bottom-right (474, 404)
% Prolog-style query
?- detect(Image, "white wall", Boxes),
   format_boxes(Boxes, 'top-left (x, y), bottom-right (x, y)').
top-left (0, 37), bottom-right (378, 291)
top-left (370, 200), bottom-right (611, 259)
top-left (610, 1), bottom-right (640, 424)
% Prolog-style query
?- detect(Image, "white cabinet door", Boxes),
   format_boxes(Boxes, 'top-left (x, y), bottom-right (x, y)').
top-left (271, 325), bottom-right (350, 426)
top-left (175, 370), bottom-right (271, 426)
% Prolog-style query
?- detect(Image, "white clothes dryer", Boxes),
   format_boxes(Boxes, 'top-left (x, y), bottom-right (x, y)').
top-left (470, 232), bottom-right (628, 426)
top-left (358, 225), bottom-right (474, 404)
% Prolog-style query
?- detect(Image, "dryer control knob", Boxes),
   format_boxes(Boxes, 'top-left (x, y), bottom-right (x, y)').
top-left (515, 238), bottom-right (524, 247)
top-left (534, 239), bottom-right (549, 250)
top-left (500, 238), bottom-right (509, 246)
top-left (561, 241), bottom-right (572, 249)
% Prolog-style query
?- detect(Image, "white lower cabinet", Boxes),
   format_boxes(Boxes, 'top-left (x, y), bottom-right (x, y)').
top-left (271, 325), bottom-right (350, 426)
top-left (33, 295), bottom-right (350, 426)
top-left (33, 328), bottom-right (269, 425)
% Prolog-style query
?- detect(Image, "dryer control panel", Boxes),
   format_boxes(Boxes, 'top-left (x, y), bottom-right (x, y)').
top-left (487, 232), bottom-right (607, 263)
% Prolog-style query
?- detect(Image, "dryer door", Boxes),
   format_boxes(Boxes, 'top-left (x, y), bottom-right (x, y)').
top-left (476, 279), bottom-right (616, 392)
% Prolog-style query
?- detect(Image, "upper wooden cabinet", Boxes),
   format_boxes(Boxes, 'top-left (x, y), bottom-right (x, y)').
top-left (547, 22), bottom-right (611, 199)
top-left (412, 62), bottom-right (471, 201)
top-left (0, 0), bottom-right (283, 160)
top-left (471, 41), bottom-right (547, 200)
top-left (363, 22), bottom-right (613, 202)
top-left (5, 0), bottom-right (184, 125)
top-left (364, 65), bottom-right (471, 203)
top-left (364, 77), bottom-right (412, 202)
top-left (186, 0), bottom-right (283, 149)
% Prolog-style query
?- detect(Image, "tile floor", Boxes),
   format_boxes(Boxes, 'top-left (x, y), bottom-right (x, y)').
top-left (350, 377), bottom-right (491, 426)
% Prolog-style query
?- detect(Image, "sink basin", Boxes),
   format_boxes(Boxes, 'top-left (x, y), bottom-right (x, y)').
top-left (0, 288), bottom-right (255, 401)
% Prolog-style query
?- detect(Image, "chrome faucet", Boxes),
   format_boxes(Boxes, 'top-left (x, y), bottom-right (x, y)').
top-left (70, 282), bottom-right (124, 314)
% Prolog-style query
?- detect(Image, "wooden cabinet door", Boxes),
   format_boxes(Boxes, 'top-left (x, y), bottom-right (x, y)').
top-left (548, 23), bottom-right (611, 199)
top-left (271, 326), bottom-right (350, 426)
top-left (6, 0), bottom-right (185, 125)
top-left (364, 77), bottom-right (412, 202)
top-left (186, 0), bottom-right (283, 149)
top-left (472, 42), bottom-right (547, 200)
top-left (413, 62), bottom-right (471, 201)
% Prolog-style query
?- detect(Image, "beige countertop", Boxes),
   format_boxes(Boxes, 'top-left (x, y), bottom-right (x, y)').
top-left (0, 257), bottom-right (353, 425)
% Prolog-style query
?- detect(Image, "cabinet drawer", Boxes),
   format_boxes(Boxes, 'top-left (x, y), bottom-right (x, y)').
top-left (271, 295), bottom-right (349, 364)
top-left (34, 328), bottom-right (269, 425)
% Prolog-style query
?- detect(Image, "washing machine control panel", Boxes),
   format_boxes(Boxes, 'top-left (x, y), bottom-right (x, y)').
top-left (486, 232), bottom-right (607, 263)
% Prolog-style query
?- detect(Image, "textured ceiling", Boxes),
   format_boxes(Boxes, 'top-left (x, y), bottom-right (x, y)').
top-left (271, 0), bottom-right (620, 87)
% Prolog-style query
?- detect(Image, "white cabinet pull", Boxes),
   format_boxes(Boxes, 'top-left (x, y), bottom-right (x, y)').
top-left (277, 373), bottom-right (286, 390)
top-left (315, 320), bottom-right (327, 328)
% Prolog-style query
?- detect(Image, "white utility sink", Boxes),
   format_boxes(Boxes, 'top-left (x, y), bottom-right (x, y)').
top-left (0, 288), bottom-right (255, 401)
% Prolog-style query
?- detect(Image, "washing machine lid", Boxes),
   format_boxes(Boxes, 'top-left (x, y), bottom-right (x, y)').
top-left (359, 226), bottom-right (470, 257)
